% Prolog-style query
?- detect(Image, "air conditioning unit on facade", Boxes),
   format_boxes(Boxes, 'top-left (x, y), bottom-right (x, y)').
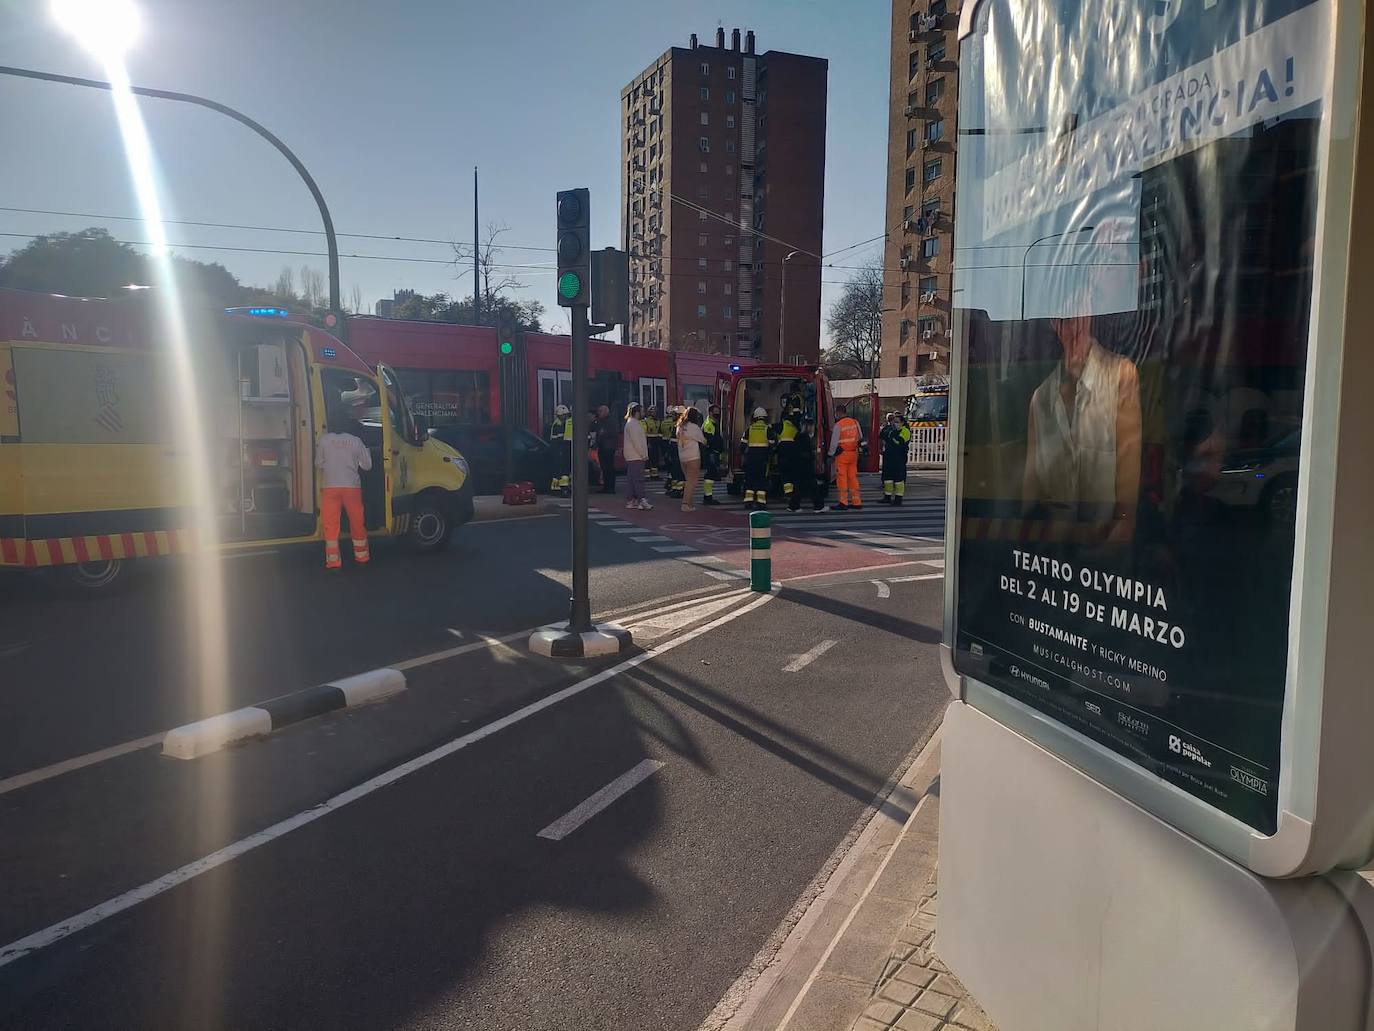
top-left (928, 350), bottom-right (939, 359)
top-left (904, 104), bottom-right (917, 117)
top-left (922, 138), bottom-right (934, 149)
top-left (902, 219), bottom-right (916, 233)
top-left (920, 291), bottom-right (936, 303)
top-left (922, 329), bottom-right (935, 339)
top-left (900, 258), bottom-right (913, 271)
top-left (908, 29), bottom-right (919, 41)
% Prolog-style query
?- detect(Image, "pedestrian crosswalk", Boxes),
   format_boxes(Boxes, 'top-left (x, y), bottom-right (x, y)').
top-left (715, 496), bottom-right (947, 559)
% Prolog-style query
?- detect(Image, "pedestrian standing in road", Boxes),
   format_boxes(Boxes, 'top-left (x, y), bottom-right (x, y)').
top-left (663, 406), bottom-right (685, 498)
top-left (644, 406), bottom-right (662, 480)
top-left (880, 412), bottom-right (913, 505)
top-left (829, 403), bottom-right (865, 510)
top-left (317, 410), bottom-right (373, 569)
top-left (676, 407), bottom-right (708, 512)
top-left (548, 404), bottom-right (572, 495)
top-left (594, 404), bottom-right (618, 495)
top-left (702, 403), bottom-right (724, 506)
top-left (741, 405), bottom-right (776, 510)
top-left (623, 403), bottom-right (652, 511)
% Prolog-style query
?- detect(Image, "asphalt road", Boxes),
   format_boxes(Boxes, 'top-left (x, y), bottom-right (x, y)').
top-left (0, 509), bottom-right (710, 778)
top-left (0, 480), bottom-right (951, 1029)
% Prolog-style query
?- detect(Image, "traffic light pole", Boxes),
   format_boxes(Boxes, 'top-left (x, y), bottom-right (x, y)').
top-left (529, 187), bottom-right (631, 659)
top-left (569, 303), bottom-right (593, 634)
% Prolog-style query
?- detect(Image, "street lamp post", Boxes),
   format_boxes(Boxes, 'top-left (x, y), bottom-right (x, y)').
top-left (0, 62), bottom-right (343, 315)
top-left (1019, 226), bottom-right (1095, 321)
top-left (779, 250), bottom-right (801, 363)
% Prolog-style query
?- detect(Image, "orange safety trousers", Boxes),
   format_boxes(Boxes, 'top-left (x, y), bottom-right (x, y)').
top-left (322, 486), bottom-right (369, 568)
top-left (835, 451), bottom-right (861, 508)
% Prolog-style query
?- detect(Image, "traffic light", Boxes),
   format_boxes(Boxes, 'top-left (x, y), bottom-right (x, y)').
top-left (555, 188), bottom-right (590, 307)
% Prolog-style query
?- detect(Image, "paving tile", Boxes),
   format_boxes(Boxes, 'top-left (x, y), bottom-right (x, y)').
top-left (911, 989), bottom-right (959, 1019)
top-left (895, 1009), bottom-right (942, 1031)
top-left (928, 974), bottom-right (964, 998)
top-left (878, 979), bottom-right (922, 1008)
top-left (853, 1018), bottom-right (889, 1031)
top-left (948, 1002), bottom-right (998, 1031)
top-left (860, 1000), bottom-right (906, 1027)
top-left (891, 962), bottom-right (936, 989)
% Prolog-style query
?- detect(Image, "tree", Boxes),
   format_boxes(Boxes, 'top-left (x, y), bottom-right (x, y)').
top-left (298, 265), bottom-right (326, 310)
top-left (348, 283), bottom-right (365, 314)
top-left (823, 259), bottom-right (885, 381)
top-left (452, 222), bottom-right (530, 318)
top-left (381, 289), bottom-right (544, 333)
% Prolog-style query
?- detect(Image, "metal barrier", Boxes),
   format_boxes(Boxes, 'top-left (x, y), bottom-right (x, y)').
top-left (908, 424), bottom-right (948, 466)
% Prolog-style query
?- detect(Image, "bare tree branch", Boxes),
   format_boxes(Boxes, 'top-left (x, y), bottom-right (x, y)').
top-left (823, 259), bottom-right (885, 380)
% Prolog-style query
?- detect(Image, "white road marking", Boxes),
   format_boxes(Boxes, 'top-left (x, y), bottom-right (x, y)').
top-left (446, 628), bottom-right (465, 640)
top-left (783, 640), bottom-right (838, 673)
top-left (0, 586), bottom-right (751, 798)
top-left (871, 580), bottom-right (891, 599)
top-left (629, 535), bottom-right (672, 543)
top-left (0, 588), bottom-right (776, 969)
top-left (703, 569), bottom-right (749, 581)
top-left (536, 760), bottom-right (665, 841)
top-left (0, 643), bottom-right (30, 659)
top-left (627, 594), bottom-right (745, 640)
top-left (0, 734), bottom-right (165, 797)
top-left (682, 554), bottom-right (729, 564)
top-left (885, 573), bottom-right (945, 583)
top-left (222, 548), bottom-right (281, 561)
top-left (652, 544), bottom-right (697, 554)
top-left (610, 527), bottom-right (644, 533)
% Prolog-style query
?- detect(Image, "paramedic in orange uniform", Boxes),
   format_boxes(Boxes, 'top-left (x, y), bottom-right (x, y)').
top-left (316, 411), bottom-right (373, 568)
top-left (829, 403), bottom-right (865, 510)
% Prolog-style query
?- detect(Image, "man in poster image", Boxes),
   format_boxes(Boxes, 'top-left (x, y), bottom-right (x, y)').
top-left (1022, 308), bottom-right (1142, 544)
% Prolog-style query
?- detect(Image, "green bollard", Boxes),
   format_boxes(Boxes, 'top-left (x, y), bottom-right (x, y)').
top-left (749, 511), bottom-right (771, 592)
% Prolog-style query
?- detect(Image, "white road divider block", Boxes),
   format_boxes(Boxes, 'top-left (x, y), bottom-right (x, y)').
top-left (329, 668), bottom-right (406, 707)
top-left (162, 708), bottom-right (273, 760)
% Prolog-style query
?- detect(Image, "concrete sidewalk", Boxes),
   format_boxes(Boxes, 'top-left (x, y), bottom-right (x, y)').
top-left (712, 732), bottom-right (996, 1031)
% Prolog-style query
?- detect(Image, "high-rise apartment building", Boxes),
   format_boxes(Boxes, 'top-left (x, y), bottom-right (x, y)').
top-left (879, 0), bottom-right (961, 379)
top-left (621, 29), bottom-right (828, 362)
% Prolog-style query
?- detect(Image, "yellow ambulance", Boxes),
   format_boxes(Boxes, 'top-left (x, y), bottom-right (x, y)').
top-left (0, 288), bottom-right (472, 589)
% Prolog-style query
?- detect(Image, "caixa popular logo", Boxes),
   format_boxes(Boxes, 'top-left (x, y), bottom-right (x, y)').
top-left (1168, 734), bottom-right (1213, 769)
top-left (1231, 766), bottom-right (1269, 796)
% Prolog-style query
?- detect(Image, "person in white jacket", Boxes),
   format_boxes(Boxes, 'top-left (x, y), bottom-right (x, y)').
top-left (622, 403), bottom-right (652, 510)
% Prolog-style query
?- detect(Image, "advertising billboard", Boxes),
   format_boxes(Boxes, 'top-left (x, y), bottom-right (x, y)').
top-left (950, 0), bottom-right (1331, 835)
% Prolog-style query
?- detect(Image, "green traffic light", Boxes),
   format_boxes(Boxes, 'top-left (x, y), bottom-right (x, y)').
top-left (558, 271), bottom-right (582, 300)
top-left (500, 341), bottom-right (513, 355)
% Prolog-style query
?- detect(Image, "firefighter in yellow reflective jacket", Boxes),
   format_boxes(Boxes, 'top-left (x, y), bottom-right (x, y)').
top-left (644, 406), bottom-right (662, 479)
top-left (548, 404), bottom-right (573, 495)
top-left (880, 412), bottom-right (913, 504)
top-left (775, 400), bottom-right (804, 510)
top-left (702, 404), bottom-right (724, 506)
top-left (741, 406), bottom-right (776, 510)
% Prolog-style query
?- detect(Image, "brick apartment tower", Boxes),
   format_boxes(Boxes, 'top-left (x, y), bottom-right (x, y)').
top-left (879, 0), bottom-right (961, 379)
top-left (621, 28), bottom-right (828, 362)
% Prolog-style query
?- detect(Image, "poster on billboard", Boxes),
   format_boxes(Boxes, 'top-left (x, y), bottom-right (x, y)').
top-left (951, 0), bottom-right (1330, 834)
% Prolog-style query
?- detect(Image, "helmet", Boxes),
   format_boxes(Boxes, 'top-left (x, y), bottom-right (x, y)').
top-left (753, 407), bottom-right (768, 419)
top-left (555, 404), bottom-right (570, 417)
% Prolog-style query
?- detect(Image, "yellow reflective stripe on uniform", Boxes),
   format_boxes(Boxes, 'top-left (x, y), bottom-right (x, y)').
top-left (779, 421), bottom-right (797, 442)
top-left (747, 420), bottom-right (770, 446)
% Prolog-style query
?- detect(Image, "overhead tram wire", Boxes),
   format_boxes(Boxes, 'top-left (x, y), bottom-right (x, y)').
top-left (0, 205), bottom-right (559, 254)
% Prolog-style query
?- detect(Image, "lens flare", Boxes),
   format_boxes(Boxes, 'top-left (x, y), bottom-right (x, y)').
top-left (50, 0), bottom-right (141, 59)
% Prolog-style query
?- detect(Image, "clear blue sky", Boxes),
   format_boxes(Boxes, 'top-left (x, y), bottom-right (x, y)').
top-left (0, 0), bottom-right (889, 339)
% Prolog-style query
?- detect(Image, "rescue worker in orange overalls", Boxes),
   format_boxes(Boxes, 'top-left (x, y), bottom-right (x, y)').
top-left (316, 410), bottom-right (373, 569)
top-left (828, 402), bottom-right (865, 510)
